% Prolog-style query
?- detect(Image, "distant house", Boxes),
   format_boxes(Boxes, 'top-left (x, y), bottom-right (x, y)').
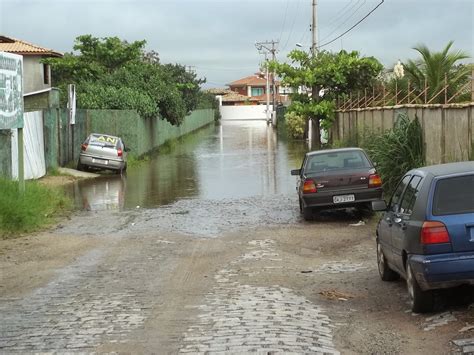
top-left (226, 73), bottom-right (288, 105)
top-left (0, 35), bottom-right (62, 95)
top-left (206, 88), bottom-right (259, 106)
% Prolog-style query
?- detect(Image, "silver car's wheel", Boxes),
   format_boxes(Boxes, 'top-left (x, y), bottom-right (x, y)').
top-left (376, 241), bottom-right (399, 281)
top-left (406, 262), bottom-right (434, 313)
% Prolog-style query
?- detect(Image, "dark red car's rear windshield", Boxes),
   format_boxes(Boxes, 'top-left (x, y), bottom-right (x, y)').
top-left (305, 150), bottom-right (371, 173)
top-left (433, 174), bottom-right (474, 215)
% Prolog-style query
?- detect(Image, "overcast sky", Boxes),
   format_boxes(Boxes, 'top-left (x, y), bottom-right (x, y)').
top-left (1, 0), bottom-right (473, 88)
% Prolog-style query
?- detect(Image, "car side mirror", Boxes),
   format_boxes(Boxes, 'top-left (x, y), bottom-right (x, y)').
top-left (371, 200), bottom-right (387, 212)
top-left (291, 169), bottom-right (301, 176)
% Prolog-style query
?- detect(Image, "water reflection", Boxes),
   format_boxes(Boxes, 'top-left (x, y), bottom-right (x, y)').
top-left (70, 121), bottom-right (308, 210)
top-left (71, 175), bottom-right (126, 211)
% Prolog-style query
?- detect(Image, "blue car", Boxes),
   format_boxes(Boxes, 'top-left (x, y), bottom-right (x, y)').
top-left (373, 161), bottom-right (474, 313)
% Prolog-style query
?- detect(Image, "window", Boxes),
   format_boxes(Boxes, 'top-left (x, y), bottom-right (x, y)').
top-left (433, 174), bottom-right (474, 215)
top-left (399, 176), bottom-right (422, 215)
top-left (251, 87), bottom-right (264, 96)
top-left (390, 175), bottom-right (411, 212)
top-left (43, 63), bottom-right (50, 85)
top-left (305, 150), bottom-right (371, 173)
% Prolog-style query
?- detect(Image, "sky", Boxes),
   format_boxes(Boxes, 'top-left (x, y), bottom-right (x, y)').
top-left (1, 0), bottom-right (473, 88)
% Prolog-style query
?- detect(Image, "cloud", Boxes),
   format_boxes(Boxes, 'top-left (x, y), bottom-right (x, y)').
top-left (1, 0), bottom-right (472, 87)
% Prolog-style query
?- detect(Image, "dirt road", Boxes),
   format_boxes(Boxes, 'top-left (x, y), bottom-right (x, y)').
top-left (1, 195), bottom-right (474, 353)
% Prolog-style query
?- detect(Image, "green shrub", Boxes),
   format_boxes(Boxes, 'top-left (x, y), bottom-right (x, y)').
top-left (0, 179), bottom-right (71, 237)
top-left (285, 111), bottom-right (306, 139)
top-left (362, 114), bottom-right (424, 195)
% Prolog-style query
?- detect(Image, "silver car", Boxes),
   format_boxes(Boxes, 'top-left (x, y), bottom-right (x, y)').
top-left (77, 133), bottom-right (128, 173)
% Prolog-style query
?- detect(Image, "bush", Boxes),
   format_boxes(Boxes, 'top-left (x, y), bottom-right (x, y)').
top-left (0, 179), bottom-right (71, 237)
top-left (285, 111), bottom-right (306, 139)
top-left (362, 114), bottom-right (425, 195)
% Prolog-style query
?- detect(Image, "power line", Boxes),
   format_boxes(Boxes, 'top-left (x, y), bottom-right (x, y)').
top-left (194, 65), bottom-right (257, 72)
top-left (278, 0), bottom-right (291, 44)
top-left (319, 0), bottom-right (366, 43)
top-left (318, 0), bottom-right (384, 49)
top-left (280, 0), bottom-right (303, 52)
top-left (323, 0), bottom-right (359, 33)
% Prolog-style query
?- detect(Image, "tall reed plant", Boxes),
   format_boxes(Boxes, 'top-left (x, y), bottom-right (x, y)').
top-left (362, 114), bottom-right (425, 195)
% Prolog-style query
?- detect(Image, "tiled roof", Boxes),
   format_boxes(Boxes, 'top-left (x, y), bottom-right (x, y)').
top-left (228, 75), bottom-right (266, 86)
top-left (228, 74), bottom-right (280, 87)
top-left (221, 91), bottom-right (259, 103)
top-left (252, 94), bottom-right (289, 103)
top-left (0, 35), bottom-right (62, 57)
top-left (206, 88), bottom-right (233, 95)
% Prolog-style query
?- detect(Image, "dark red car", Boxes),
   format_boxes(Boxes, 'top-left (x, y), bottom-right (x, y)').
top-left (291, 148), bottom-right (384, 220)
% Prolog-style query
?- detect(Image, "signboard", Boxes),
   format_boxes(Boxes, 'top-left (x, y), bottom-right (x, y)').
top-left (0, 52), bottom-right (23, 129)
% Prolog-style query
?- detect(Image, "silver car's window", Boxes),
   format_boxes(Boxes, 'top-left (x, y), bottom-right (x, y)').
top-left (305, 151), bottom-right (371, 173)
top-left (433, 175), bottom-right (474, 215)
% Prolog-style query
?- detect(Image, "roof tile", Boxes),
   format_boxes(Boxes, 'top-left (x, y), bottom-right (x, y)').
top-left (0, 35), bottom-right (62, 57)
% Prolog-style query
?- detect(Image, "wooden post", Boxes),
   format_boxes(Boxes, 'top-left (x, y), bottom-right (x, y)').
top-left (395, 81), bottom-right (398, 105)
top-left (383, 85), bottom-right (386, 106)
top-left (364, 88), bottom-right (367, 108)
top-left (444, 73), bottom-right (448, 104)
top-left (471, 68), bottom-right (474, 102)
top-left (424, 78), bottom-right (428, 104)
top-left (18, 127), bottom-right (25, 193)
top-left (407, 80), bottom-right (410, 104)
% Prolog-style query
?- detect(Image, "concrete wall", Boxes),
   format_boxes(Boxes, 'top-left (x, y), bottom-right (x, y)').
top-left (23, 56), bottom-right (51, 94)
top-left (24, 88), bottom-right (60, 112)
top-left (333, 104), bottom-right (474, 165)
top-left (220, 105), bottom-right (272, 120)
top-left (43, 108), bottom-right (215, 169)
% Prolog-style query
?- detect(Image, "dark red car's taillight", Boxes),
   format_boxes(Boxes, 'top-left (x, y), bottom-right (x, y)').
top-left (368, 174), bottom-right (382, 188)
top-left (421, 221), bottom-right (451, 245)
top-left (303, 179), bottom-right (317, 194)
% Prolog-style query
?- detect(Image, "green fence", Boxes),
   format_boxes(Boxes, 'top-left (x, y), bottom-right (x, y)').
top-left (0, 131), bottom-right (12, 178)
top-left (43, 108), bottom-right (215, 169)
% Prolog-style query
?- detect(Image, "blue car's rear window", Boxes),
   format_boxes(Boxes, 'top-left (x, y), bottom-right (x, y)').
top-left (433, 174), bottom-right (474, 215)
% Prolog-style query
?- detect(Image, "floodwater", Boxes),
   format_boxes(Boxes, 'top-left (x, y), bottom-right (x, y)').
top-left (69, 121), bottom-right (308, 212)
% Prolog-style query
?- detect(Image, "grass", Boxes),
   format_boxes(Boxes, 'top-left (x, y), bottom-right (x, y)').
top-left (0, 178), bottom-right (72, 238)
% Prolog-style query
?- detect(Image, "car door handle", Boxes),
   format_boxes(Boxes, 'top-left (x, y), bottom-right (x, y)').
top-left (393, 217), bottom-right (407, 230)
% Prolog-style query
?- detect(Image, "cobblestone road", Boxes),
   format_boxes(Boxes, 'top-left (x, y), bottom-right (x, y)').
top-left (180, 239), bottom-right (339, 354)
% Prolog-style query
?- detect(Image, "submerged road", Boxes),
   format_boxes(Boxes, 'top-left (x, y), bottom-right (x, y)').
top-left (1, 121), bottom-right (473, 354)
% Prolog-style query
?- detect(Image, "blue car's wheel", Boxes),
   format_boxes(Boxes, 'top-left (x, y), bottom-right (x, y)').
top-left (406, 263), bottom-right (434, 313)
top-left (376, 241), bottom-right (399, 281)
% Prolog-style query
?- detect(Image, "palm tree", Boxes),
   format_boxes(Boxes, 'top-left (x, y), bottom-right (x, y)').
top-left (403, 41), bottom-right (471, 103)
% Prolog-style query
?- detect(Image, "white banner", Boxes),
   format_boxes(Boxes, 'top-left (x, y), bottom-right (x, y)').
top-left (0, 52), bottom-right (23, 129)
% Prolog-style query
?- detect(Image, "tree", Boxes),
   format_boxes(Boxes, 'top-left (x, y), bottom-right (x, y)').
top-left (403, 41), bottom-right (471, 103)
top-left (271, 50), bottom-right (383, 146)
top-left (44, 35), bottom-right (207, 125)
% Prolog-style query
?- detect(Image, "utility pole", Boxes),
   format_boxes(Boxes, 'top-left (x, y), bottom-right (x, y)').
top-left (255, 40), bottom-right (279, 125)
top-left (310, 0), bottom-right (321, 149)
top-left (311, 0), bottom-right (318, 56)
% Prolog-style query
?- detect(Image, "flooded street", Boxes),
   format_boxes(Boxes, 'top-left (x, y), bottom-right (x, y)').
top-left (1, 121), bottom-right (473, 354)
top-left (69, 121), bottom-right (307, 211)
